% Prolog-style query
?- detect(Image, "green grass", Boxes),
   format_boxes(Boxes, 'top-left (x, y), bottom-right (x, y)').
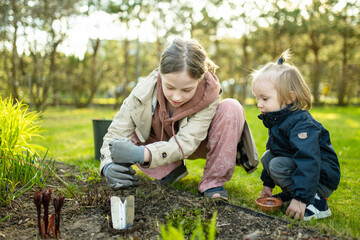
top-left (33, 105), bottom-right (360, 239)
top-left (33, 106), bottom-right (118, 167)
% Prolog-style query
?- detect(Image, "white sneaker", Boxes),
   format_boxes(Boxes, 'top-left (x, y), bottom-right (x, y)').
top-left (304, 194), bottom-right (331, 221)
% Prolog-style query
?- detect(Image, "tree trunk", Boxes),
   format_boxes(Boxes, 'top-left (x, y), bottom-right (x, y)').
top-left (29, 52), bottom-right (39, 109)
top-left (51, 41), bottom-right (59, 107)
top-left (44, 40), bottom-right (61, 109)
top-left (123, 38), bottom-right (129, 87)
top-left (135, 37), bottom-right (141, 83)
top-left (83, 38), bottom-right (101, 108)
top-left (114, 27), bottom-right (131, 109)
top-left (241, 36), bottom-right (249, 105)
top-left (312, 50), bottom-right (321, 106)
top-left (10, 0), bottom-right (20, 101)
top-left (338, 32), bottom-right (348, 106)
top-left (309, 31), bottom-right (322, 106)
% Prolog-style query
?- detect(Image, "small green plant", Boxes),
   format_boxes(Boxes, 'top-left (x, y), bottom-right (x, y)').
top-left (0, 96), bottom-right (50, 206)
top-left (0, 213), bottom-right (13, 224)
top-left (0, 151), bottom-right (55, 205)
top-left (159, 224), bottom-right (186, 240)
top-left (159, 210), bottom-right (217, 240)
top-left (77, 163), bottom-right (102, 184)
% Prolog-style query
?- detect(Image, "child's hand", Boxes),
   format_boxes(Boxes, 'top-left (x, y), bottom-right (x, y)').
top-left (286, 199), bottom-right (306, 220)
top-left (261, 186), bottom-right (273, 197)
top-left (109, 138), bottom-right (145, 165)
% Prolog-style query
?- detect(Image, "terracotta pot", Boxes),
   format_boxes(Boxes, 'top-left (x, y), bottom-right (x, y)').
top-left (255, 197), bottom-right (283, 213)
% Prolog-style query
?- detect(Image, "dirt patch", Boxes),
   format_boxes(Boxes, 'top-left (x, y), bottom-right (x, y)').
top-left (0, 162), bottom-right (335, 240)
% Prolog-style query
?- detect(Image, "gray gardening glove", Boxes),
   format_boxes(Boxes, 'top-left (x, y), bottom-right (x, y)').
top-left (109, 138), bottom-right (145, 165)
top-left (103, 162), bottom-right (140, 190)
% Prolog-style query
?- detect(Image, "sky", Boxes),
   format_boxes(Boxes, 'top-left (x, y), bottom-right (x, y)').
top-left (58, 11), bottom-right (139, 58)
top-left (58, 3), bottom-right (248, 58)
top-left (16, 8), bottom-right (158, 59)
top-left (16, 0), bottom-right (355, 59)
top-left (53, 0), bottom-right (336, 59)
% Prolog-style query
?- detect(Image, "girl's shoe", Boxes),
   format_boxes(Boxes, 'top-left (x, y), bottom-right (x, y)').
top-left (151, 164), bottom-right (188, 185)
top-left (203, 186), bottom-right (229, 201)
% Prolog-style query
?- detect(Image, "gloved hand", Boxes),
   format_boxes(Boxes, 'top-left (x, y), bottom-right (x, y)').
top-left (103, 162), bottom-right (140, 190)
top-left (109, 138), bottom-right (145, 165)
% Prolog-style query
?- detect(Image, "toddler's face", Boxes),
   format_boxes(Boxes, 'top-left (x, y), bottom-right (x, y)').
top-left (252, 79), bottom-right (287, 114)
top-left (161, 70), bottom-right (201, 108)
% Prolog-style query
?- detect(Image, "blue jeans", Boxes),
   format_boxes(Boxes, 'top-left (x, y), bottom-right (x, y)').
top-left (261, 150), bottom-right (333, 198)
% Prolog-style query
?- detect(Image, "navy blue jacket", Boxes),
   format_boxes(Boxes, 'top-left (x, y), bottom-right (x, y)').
top-left (259, 105), bottom-right (340, 204)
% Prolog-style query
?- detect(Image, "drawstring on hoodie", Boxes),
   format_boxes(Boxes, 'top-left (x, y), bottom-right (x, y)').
top-left (172, 121), bottom-right (185, 160)
top-left (160, 111), bottom-right (166, 141)
top-left (160, 110), bottom-right (185, 160)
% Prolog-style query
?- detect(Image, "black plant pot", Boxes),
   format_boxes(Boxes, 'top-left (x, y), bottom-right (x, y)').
top-left (92, 119), bottom-right (112, 160)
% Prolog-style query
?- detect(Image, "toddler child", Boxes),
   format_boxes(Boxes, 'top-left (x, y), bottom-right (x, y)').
top-left (251, 49), bottom-right (340, 220)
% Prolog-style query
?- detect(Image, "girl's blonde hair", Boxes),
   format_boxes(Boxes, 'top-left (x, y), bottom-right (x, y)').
top-left (160, 38), bottom-right (218, 79)
top-left (251, 49), bottom-right (312, 111)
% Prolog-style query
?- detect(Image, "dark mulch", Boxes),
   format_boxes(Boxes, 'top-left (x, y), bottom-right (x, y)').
top-left (0, 162), bottom-right (336, 240)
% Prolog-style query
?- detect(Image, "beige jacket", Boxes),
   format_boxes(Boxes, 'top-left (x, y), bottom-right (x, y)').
top-left (100, 69), bottom-right (221, 172)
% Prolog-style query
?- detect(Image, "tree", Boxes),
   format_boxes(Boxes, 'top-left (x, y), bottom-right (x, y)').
top-left (300, 0), bottom-right (335, 105)
top-left (69, 38), bottom-right (102, 108)
top-left (27, 0), bottom-right (80, 110)
top-left (0, 0), bottom-right (29, 101)
top-left (332, 0), bottom-right (359, 105)
top-left (227, 1), bottom-right (262, 103)
top-left (0, 0), bottom-right (80, 109)
top-left (107, 0), bottom-right (145, 107)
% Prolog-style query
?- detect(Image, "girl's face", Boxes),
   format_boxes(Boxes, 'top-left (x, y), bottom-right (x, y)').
top-left (161, 71), bottom-right (201, 108)
top-left (252, 79), bottom-right (287, 114)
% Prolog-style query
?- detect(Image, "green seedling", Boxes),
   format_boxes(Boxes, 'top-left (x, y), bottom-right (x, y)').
top-left (159, 210), bottom-right (218, 240)
top-left (162, 207), bottom-right (218, 238)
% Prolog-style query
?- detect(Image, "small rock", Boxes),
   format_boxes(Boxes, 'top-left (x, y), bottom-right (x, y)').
top-left (243, 230), bottom-right (261, 240)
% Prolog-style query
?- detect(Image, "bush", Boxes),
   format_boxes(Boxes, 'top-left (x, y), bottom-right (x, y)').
top-left (0, 96), bottom-right (44, 157)
top-left (0, 96), bottom-right (51, 206)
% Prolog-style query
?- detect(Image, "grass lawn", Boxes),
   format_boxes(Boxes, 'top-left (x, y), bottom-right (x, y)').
top-left (33, 105), bottom-right (360, 239)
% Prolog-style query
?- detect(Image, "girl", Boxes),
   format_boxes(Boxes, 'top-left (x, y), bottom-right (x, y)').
top-left (251, 49), bottom-right (340, 220)
top-left (100, 38), bottom-right (258, 200)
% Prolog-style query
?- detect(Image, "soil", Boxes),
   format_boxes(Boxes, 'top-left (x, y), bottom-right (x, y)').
top-left (0, 162), bottom-right (336, 240)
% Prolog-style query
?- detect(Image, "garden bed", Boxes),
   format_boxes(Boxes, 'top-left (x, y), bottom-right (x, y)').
top-left (0, 162), bottom-right (335, 239)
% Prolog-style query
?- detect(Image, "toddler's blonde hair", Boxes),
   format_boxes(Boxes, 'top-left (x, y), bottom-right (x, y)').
top-left (251, 49), bottom-right (312, 111)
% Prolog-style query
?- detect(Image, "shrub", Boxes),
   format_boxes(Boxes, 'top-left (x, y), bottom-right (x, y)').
top-left (0, 96), bottom-right (51, 206)
top-left (0, 96), bottom-right (45, 157)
